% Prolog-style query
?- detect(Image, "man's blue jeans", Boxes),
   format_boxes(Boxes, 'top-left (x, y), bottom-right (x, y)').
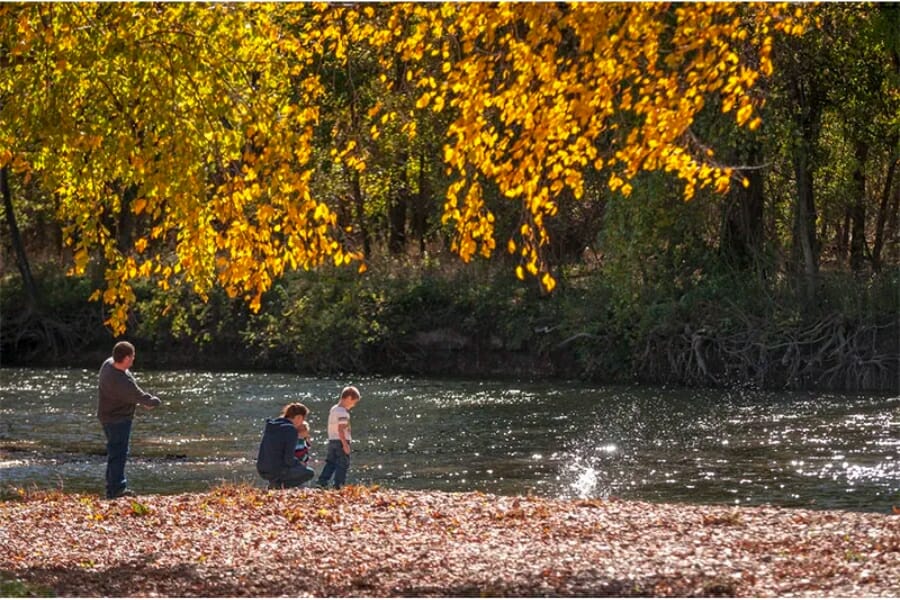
top-left (102, 419), bottom-right (132, 498)
top-left (317, 440), bottom-right (350, 488)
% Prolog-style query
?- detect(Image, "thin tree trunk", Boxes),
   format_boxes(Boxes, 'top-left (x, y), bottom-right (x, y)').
top-left (793, 147), bottom-right (819, 301)
top-left (887, 171), bottom-right (900, 265)
top-left (781, 35), bottom-right (824, 303)
top-left (849, 141), bottom-right (869, 273)
top-left (340, 10), bottom-right (369, 259)
top-left (1, 166), bottom-right (38, 307)
top-left (871, 153), bottom-right (899, 272)
top-left (351, 169), bottom-right (370, 258)
top-left (838, 208), bottom-right (850, 263)
top-left (388, 153), bottom-right (408, 256)
top-left (413, 151), bottom-right (429, 256)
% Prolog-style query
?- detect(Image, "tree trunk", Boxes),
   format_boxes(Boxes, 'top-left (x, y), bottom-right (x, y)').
top-left (849, 141), bottom-right (868, 273)
top-left (388, 154), bottom-right (409, 256)
top-left (887, 168), bottom-right (900, 265)
top-left (351, 169), bottom-right (370, 258)
top-left (792, 145), bottom-right (819, 302)
top-left (342, 10), bottom-right (369, 260)
top-left (387, 188), bottom-right (408, 256)
top-left (871, 151), bottom-right (899, 272)
top-left (117, 183), bottom-right (138, 254)
top-left (780, 32), bottom-right (824, 303)
top-left (412, 151), bottom-right (429, 256)
top-left (1, 166), bottom-right (38, 307)
top-left (837, 208), bottom-right (850, 263)
top-left (721, 143), bottom-right (764, 271)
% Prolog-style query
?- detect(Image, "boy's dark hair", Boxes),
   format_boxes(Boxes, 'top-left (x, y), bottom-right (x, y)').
top-left (112, 341), bottom-right (135, 363)
top-left (341, 386), bottom-right (360, 401)
top-left (281, 403), bottom-right (309, 419)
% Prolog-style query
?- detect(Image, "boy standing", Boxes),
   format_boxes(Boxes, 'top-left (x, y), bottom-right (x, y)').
top-left (316, 386), bottom-right (360, 489)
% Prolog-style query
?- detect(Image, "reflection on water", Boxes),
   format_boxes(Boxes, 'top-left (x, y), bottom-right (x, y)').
top-left (1, 368), bottom-right (897, 512)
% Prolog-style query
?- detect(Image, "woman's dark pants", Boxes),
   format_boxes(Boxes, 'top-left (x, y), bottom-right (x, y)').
top-left (268, 464), bottom-right (315, 489)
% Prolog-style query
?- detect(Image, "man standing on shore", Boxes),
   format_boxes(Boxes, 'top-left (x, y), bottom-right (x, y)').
top-left (97, 341), bottom-right (161, 499)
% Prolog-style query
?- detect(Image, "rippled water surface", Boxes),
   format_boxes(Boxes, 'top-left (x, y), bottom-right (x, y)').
top-left (1, 368), bottom-right (897, 511)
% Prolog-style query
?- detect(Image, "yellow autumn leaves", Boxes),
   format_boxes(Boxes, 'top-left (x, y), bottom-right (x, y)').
top-left (368, 3), bottom-right (805, 295)
top-left (0, 3), bottom-right (805, 332)
top-left (415, 4), bottom-right (802, 294)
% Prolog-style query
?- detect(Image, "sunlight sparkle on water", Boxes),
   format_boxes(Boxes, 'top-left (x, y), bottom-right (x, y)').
top-left (3, 369), bottom-right (897, 511)
top-left (572, 467), bottom-right (598, 499)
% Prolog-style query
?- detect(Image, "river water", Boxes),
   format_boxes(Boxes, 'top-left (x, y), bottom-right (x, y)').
top-left (1, 367), bottom-right (897, 512)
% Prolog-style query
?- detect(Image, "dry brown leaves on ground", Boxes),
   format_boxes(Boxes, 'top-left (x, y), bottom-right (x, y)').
top-left (0, 485), bottom-right (897, 597)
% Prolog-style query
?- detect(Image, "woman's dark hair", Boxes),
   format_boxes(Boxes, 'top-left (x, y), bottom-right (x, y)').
top-left (281, 403), bottom-right (309, 419)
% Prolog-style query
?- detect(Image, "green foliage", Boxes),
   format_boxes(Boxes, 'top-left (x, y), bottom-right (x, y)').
top-left (244, 268), bottom-right (383, 373)
top-left (552, 274), bottom-right (627, 380)
top-left (597, 172), bottom-right (720, 322)
top-left (0, 266), bottom-right (94, 315)
top-left (813, 268), bottom-right (900, 321)
top-left (1, 255), bottom-right (896, 388)
top-left (240, 260), bottom-right (561, 375)
top-left (0, 572), bottom-right (53, 597)
top-left (129, 281), bottom-right (252, 368)
top-left (0, 268), bottom-right (110, 364)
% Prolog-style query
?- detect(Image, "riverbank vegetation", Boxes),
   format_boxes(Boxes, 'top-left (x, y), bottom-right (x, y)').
top-left (1, 485), bottom-right (898, 597)
top-left (1, 4), bottom-right (898, 390)
top-left (2, 258), bottom-right (897, 389)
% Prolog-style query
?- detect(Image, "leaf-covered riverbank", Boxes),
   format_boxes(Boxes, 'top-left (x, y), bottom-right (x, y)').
top-left (1, 486), bottom-right (898, 597)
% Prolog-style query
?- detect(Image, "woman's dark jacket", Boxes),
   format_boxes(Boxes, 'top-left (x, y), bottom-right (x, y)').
top-left (256, 417), bottom-right (300, 479)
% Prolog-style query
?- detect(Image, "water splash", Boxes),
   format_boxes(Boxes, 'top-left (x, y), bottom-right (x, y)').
top-left (562, 446), bottom-right (618, 500)
top-left (572, 466), bottom-right (598, 499)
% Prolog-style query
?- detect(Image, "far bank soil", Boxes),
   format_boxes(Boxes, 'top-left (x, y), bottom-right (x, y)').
top-left (1, 486), bottom-right (898, 597)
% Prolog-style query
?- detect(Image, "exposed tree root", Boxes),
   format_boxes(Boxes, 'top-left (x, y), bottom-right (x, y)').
top-left (637, 312), bottom-right (898, 391)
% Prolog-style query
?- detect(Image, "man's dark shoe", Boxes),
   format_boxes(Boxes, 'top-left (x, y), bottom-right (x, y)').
top-left (107, 488), bottom-right (137, 499)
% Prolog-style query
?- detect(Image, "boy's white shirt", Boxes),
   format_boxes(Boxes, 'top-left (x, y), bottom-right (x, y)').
top-left (326, 404), bottom-right (351, 441)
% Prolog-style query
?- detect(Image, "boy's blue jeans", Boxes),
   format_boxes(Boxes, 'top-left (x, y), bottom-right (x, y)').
top-left (317, 440), bottom-right (350, 488)
top-left (102, 419), bottom-right (132, 498)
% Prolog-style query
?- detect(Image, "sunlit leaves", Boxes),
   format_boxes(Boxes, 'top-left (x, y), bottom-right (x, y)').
top-left (1, 486), bottom-right (897, 596)
top-left (0, 4), bottom-right (354, 333)
top-left (367, 2), bottom-right (807, 292)
top-left (0, 3), bottom-right (806, 330)
top-left (130, 500), bottom-right (152, 517)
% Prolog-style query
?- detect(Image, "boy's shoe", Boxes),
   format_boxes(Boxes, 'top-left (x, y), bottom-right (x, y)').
top-left (108, 488), bottom-right (137, 499)
top-left (313, 481), bottom-right (327, 490)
